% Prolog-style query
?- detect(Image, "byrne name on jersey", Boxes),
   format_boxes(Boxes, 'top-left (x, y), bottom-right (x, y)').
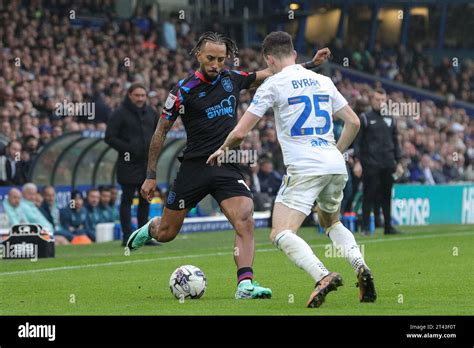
top-left (291, 78), bottom-right (320, 89)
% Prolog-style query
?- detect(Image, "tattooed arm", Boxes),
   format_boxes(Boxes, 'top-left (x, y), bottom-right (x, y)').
top-left (140, 117), bottom-right (175, 202)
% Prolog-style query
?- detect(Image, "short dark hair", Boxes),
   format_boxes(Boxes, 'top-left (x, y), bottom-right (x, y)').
top-left (98, 185), bottom-right (111, 193)
top-left (259, 156), bottom-right (273, 166)
top-left (374, 88), bottom-right (387, 95)
top-left (127, 82), bottom-right (147, 95)
top-left (7, 140), bottom-right (21, 148)
top-left (87, 187), bottom-right (99, 196)
top-left (71, 190), bottom-right (83, 200)
top-left (24, 135), bottom-right (37, 143)
top-left (42, 185), bottom-right (55, 194)
top-left (262, 31), bottom-right (294, 58)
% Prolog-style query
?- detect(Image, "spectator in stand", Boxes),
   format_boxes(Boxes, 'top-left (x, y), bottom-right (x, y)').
top-left (334, 39), bottom-right (474, 103)
top-left (352, 42), bottom-right (373, 71)
top-left (432, 158), bottom-right (447, 184)
top-left (52, 126), bottom-right (63, 139)
top-left (464, 156), bottom-right (474, 182)
top-left (91, 81), bottom-right (113, 126)
top-left (0, 140), bottom-right (27, 186)
top-left (2, 188), bottom-right (27, 225)
top-left (0, 120), bottom-right (11, 153)
top-left (162, 15), bottom-right (178, 51)
top-left (109, 186), bottom-right (120, 220)
top-left (84, 188), bottom-right (101, 241)
top-left (34, 191), bottom-right (44, 208)
top-left (443, 155), bottom-right (461, 182)
top-left (258, 158), bottom-right (282, 198)
top-left (407, 155), bottom-right (424, 183)
top-left (97, 186), bottom-right (114, 223)
top-left (20, 183), bottom-right (54, 234)
top-left (132, 4), bottom-right (155, 35)
top-left (38, 125), bottom-right (52, 148)
top-left (39, 185), bottom-right (71, 245)
top-left (420, 154), bottom-right (435, 185)
top-left (245, 162), bottom-right (271, 212)
top-left (60, 191), bottom-right (93, 242)
top-left (329, 38), bottom-right (350, 66)
top-left (261, 128), bottom-right (284, 174)
top-left (248, 162), bottom-right (261, 194)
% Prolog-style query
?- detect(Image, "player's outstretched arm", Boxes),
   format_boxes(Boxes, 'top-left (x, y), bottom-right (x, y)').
top-left (334, 105), bottom-right (361, 153)
top-left (301, 47), bottom-right (331, 69)
top-left (251, 47), bottom-right (331, 88)
top-left (206, 111), bottom-right (260, 166)
top-left (141, 117), bottom-right (175, 201)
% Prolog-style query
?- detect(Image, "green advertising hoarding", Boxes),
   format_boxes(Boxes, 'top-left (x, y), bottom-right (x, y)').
top-left (392, 184), bottom-right (474, 226)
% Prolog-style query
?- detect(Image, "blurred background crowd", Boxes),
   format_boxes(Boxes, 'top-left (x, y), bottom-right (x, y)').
top-left (0, 0), bottom-right (473, 239)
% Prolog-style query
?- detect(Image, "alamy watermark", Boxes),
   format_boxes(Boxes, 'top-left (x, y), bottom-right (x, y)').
top-left (55, 100), bottom-right (95, 120)
top-left (0, 241), bottom-right (38, 261)
top-left (18, 322), bottom-right (56, 341)
top-left (324, 244), bottom-right (365, 258)
top-left (381, 100), bottom-right (420, 119)
top-left (217, 149), bottom-right (258, 167)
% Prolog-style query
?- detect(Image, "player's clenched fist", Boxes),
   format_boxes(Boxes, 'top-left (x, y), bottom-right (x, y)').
top-left (313, 47), bottom-right (331, 66)
top-left (141, 178), bottom-right (156, 202)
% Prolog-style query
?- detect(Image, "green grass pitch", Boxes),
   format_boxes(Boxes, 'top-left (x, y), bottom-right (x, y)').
top-left (1, 225), bottom-right (473, 315)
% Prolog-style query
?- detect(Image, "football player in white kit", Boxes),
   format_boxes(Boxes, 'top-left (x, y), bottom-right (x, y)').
top-left (207, 31), bottom-right (376, 308)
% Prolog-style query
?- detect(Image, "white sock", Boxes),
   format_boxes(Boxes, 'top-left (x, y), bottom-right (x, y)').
top-left (274, 230), bottom-right (329, 283)
top-left (327, 222), bottom-right (367, 273)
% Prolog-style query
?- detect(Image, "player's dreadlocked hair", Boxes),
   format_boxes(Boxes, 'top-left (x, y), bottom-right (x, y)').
top-left (189, 32), bottom-right (239, 58)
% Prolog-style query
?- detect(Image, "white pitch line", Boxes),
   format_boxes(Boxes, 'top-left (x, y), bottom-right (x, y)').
top-left (0, 252), bottom-right (232, 276)
top-left (0, 230), bottom-right (472, 277)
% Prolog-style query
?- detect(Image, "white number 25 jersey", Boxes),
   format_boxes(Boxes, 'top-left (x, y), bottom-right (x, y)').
top-left (247, 64), bottom-right (348, 176)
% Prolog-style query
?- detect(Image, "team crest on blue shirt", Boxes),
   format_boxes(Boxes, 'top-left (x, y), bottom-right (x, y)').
top-left (221, 77), bottom-right (233, 93)
top-left (167, 191), bottom-right (176, 205)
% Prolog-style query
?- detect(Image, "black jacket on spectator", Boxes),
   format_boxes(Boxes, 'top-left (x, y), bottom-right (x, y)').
top-left (353, 110), bottom-right (401, 169)
top-left (0, 155), bottom-right (28, 186)
top-left (39, 201), bottom-right (61, 231)
top-left (105, 96), bottom-right (158, 185)
top-left (92, 91), bottom-right (112, 124)
top-left (258, 171), bottom-right (282, 197)
top-left (39, 201), bottom-right (54, 227)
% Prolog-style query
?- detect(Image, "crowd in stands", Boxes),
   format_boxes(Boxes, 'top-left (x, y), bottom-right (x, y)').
top-left (1, 183), bottom-right (119, 244)
top-left (0, 0), bottom-right (473, 232)
top-left (328, 39), bottom-right (474, 103)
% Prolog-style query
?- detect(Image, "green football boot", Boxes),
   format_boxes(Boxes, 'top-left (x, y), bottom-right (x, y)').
top-left (235, 280), bottom-right (272, 299)
top-left (126, 219), bottom-right (153, 251)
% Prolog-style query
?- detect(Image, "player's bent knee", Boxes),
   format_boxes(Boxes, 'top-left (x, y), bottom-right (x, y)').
top-left (318, 210), bottom-right (339, 229)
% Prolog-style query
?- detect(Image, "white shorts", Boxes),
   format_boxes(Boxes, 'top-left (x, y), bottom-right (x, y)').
top-left (275, 174), bottom-right (348, 216)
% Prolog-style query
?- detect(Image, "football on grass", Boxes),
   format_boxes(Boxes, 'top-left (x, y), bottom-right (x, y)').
top-left (169, 265), bottom-right (207, 300)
